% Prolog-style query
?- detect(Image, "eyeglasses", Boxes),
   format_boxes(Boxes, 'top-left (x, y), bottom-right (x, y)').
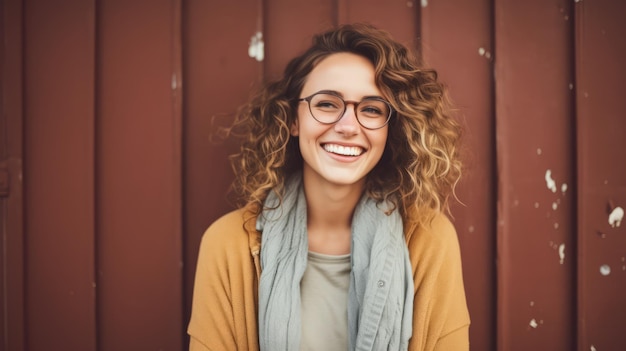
top-left (298, 91), bottom-right (393, 130)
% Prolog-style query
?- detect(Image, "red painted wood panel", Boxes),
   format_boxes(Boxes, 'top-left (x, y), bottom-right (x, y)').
top-left (182, 0), bottom-right (261, 326)
top-left (495, 0), bottom-right (576, 350)
top-left (338, 0), bottom-right (418, 48)
top-left (23, 0), bottom-right (97, 350)
top-left (96, 0), bottom-right (183, 349)
top-left (421, 1), bottom-right (496, 350)
top-left (1, 0), bottom-right (25, 349)
top-left (263, 0), bottom-right (335, 80)
top-left (575, 1), bottom-right (626, 350)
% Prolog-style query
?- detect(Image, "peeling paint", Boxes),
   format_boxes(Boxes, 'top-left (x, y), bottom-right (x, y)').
top-left (608, 206), bottom-right (624, 228)
top-left (534, 202), bottom-right (540, 209)
top-left (536, 148), bottom-right (542, 155)
top-left (561, 183), bottom-right (568, 194)
top-left (529, 319), bottom-right (538, 328)
top-left (552, 202), bottom-right (558, 210)
top-left (248, 31), bottom-right (265, 62)
top-left (545, 169), bottom-right (557, 193)
top-left (590, 345), bottom-right (597, 351)
top-left (558, 243), bottom-right (565, 264)
top-left (600, 264), bottom-right (611, 276)
top-left (554, 222), bottom-right (559, 229)
top-left (530, 301), bottom-right (535, 307)
top-left (421, 0), bottom-right (428, 7)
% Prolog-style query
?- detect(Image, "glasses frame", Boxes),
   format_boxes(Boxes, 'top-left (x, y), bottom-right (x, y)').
top-left (298, 91), bottom-right (394, 130)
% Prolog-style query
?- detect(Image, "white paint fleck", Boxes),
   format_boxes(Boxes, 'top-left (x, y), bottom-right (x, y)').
top-left (485, 52), bottom-right (492, 59)
top-left (608, 206), bottom-right (624, 228)
top-left (530, 301), bottom-right (535, 307)
top-left (590, 345), bottom-right (596, 351)
top-left (561, 183), bottom-right (568, 194)
top-left (468, 225), bottom-right (475, 233)
top-left (534, 202), bottom-right (540, 209)
top-left (537, 148), bottom-right (542, 155)
top-left (558, 243), bottom-right (565, 264)
top-left (248, 31), bottom-right (265, 62)
top-left (545, 169), bottom-right (557, 193)
top-left (574, 0), bottom-right (582, 3)
top-left (478, 47), bottom-right (485, 56)
top-left (171, 74), bottom-right (177, 90)
top-left (554, 222), bottom-right (559, 229)
top-left (600, 264), bottom-right (611, 276)
top-left (421, 0), bottom-right (428, 7)
top-left (529, 318), bottom-right (538, 328)
top-left (552, 202), bottom-right (558, 210)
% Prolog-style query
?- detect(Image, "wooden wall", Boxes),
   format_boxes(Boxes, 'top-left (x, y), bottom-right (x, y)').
top-left (1, 0), bottom-right (624, 350)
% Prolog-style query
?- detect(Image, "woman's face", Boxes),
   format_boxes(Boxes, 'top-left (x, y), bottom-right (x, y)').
top-left (291, 52), bottom-right (389, 189)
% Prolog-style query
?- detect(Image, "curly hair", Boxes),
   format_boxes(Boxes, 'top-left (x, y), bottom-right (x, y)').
top-left (227, 23), bottom-right (462, 229)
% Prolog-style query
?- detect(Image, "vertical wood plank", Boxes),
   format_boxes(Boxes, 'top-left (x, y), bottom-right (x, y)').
top-left (23, 0), bottom-right (97, 349)
top-left (494, 0), bottom-right (576, 350)
top-left (420, 1), bottom-right (496, 350)
top-left (574, 1), bottom-right (626, 350)
top-left (263, 0), bottom-right (335, 80)
top-left (182, 0), bottom-right (261, 329)
top-left (96, 0), bottom-right (183, 349)
top-left (1, 0), bottom-right (25, 350)
top-left (340, 0), bottom-right (418, 48)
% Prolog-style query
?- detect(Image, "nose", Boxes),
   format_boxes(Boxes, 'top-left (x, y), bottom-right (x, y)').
top-left (334, 102), bottom-right (360, 135)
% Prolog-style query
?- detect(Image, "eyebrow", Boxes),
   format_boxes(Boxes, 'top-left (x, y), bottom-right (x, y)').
top-left (315, 89), bottom-right (385, 100)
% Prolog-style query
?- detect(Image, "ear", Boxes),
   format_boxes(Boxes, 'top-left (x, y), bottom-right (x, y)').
top-left (290, 118), bottom-right (299, 136)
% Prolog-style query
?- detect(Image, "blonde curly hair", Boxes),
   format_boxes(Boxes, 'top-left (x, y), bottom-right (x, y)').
top-left (227, 23), bottom-right (462, 229)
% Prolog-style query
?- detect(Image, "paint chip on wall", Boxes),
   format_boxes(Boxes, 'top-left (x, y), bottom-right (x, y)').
top-left (600, 264), bottom-right (611, 276)
top-left (608, 206), bottom-right (624, 228)
top-left (558, 243), bottom-right (565, 264)
top-left (545, 169), bottom-right (557, 193)
top-left (529, 318), bottom-right (538, 328)
top-left (248, 31), bottom-right (264, 62)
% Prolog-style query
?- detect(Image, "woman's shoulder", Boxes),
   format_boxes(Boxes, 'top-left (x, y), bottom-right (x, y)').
top-left (200, 208), bottom-right (259, 253)
top-left (404, 210), bottom-right (463, 266)
top-left (405, 211), bottom-right (458, 247)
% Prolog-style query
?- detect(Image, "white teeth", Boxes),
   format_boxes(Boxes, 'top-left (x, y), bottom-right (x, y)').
top-left (323, 144), bottom-right (364, 156)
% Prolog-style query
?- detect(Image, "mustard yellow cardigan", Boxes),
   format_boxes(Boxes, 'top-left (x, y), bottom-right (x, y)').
top-left (188, 209), bottom-right (470, 350)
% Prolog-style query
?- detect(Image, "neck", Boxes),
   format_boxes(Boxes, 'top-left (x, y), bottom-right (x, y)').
top-left (302, 172), bottom-right (365, 254)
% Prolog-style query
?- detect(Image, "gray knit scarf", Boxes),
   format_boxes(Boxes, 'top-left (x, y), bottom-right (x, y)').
top-left (256, 174), bottom-right (414, 351)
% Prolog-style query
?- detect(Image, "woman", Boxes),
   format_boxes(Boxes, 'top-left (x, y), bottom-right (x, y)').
top-left (188, 23), bottom-right (470, 351)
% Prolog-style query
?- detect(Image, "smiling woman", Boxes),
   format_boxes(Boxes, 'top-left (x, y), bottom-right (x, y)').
top-left (187, 23), bottom-right (469, 351)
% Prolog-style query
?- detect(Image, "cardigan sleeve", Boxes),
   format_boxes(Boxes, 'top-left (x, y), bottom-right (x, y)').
top-left (407, 213), bottom-right (471, 351)
top-left (187, 210), bottom-right (260, 351)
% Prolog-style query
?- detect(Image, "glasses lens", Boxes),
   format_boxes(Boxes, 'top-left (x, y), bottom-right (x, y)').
top-left (356, 99), bottom-right (391, 129)
top-left (309, 93), bottom-right (344, 123)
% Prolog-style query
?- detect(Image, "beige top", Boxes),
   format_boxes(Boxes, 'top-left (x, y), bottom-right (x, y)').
top-left (300, 251), bottom-right (351, 351)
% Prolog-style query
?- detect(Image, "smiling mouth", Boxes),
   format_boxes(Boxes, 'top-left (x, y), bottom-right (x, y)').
top-left (323, 143), bottom-right (365, 156)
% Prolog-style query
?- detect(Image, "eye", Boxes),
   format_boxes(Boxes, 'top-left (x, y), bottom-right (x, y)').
top-left (311, 94), bottom-right (343, 112)
top-left (358, 100), bottom-right (389, 118)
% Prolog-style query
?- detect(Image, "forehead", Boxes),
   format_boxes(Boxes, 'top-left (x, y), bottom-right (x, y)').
top-left (301, 52), bottom-right (381, 98)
